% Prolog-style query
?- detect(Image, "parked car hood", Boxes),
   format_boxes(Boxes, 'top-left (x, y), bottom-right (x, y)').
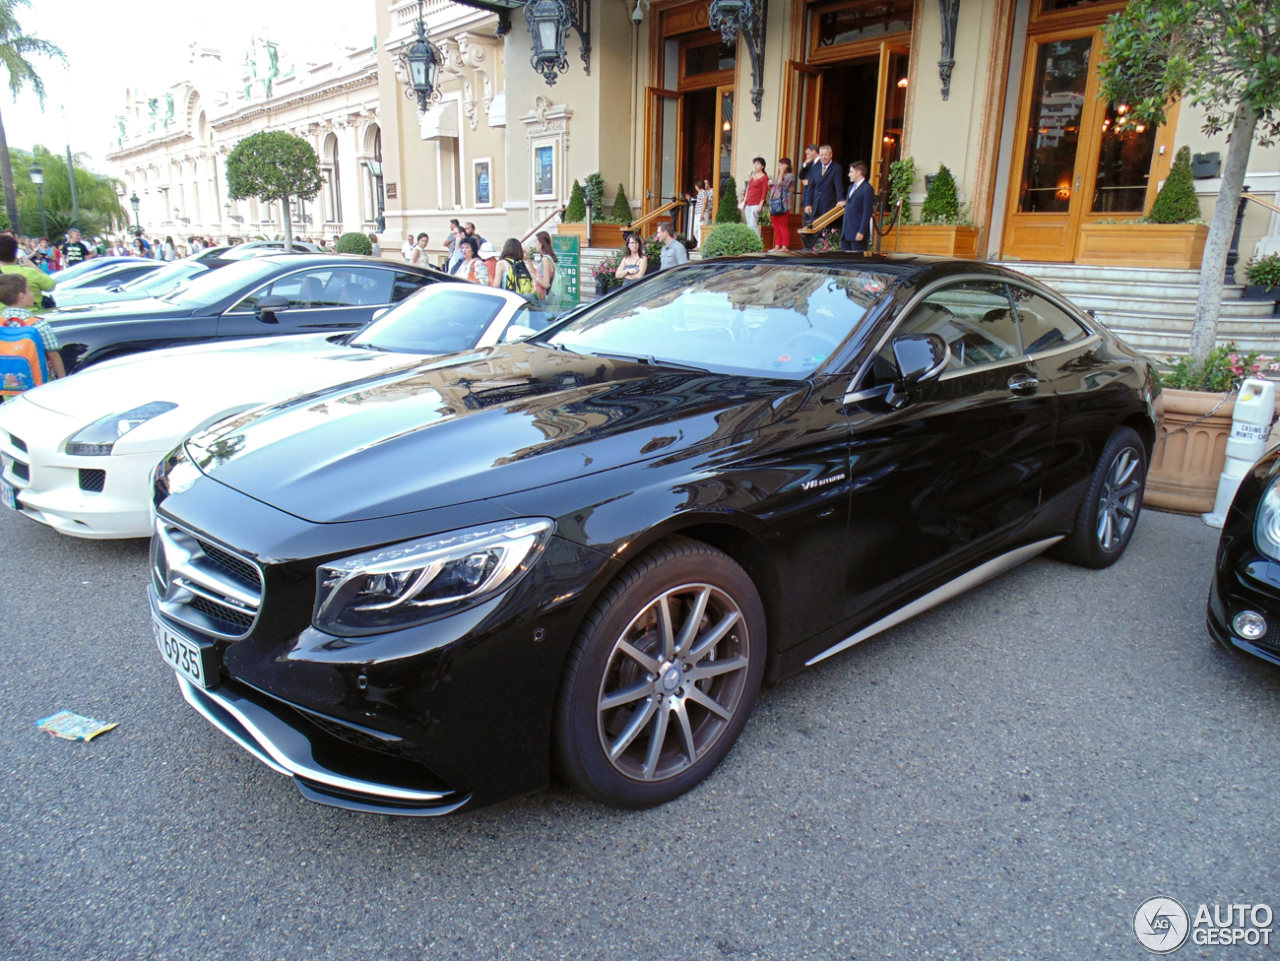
top-left (48, 287), bottom-right (154, 308)
top-left (46, 297), bottom-right (194, 328)
top-left (186, 342), bottom-right (806, 523)
top-left (20, 333), bottom-right (426, 454)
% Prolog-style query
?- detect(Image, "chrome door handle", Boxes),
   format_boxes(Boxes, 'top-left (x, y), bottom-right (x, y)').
top-left (1007, 373), bottom-right (1039, 395)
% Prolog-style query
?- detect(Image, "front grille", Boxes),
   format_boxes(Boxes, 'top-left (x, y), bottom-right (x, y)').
top-left (152, 521), bottom-right (264, 640)
top-left (10, 460), bottom-right (28, 481)
top-left (8, 433), bottom-right (26, 452)
top-left (78, 469), bottom-right (105, 493)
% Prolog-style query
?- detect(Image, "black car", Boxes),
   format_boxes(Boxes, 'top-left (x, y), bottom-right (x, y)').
top-left (1207, 444), bottom-right (1280, 667)
top-left (49, 255), bottom-right (452, 373)
top-left (150, 254), bottom-right (1159, 816)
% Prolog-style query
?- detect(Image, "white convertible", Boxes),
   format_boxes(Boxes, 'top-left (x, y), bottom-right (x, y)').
top-left (0, 285), bottom-right (548, 539)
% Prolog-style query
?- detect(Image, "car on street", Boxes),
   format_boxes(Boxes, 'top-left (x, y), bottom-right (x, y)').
top-left (1207, 443), bottom-right (1280, 668)
top-left (45, 254), bottom-right (451, 374)
top-left (148, 253), bottom-right (1159, 817)
top-left (0, 285), bottom-right (544, 539)
top-left (53, 257), bottom-right (163, 292)
top-left (50, 258), bottom-right (232, 309)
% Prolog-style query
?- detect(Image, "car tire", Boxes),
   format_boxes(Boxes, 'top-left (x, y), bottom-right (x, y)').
top-left (553, 537), bottom-right (767, 809)
top-left (1052, 425), bottom-right (1147, 569)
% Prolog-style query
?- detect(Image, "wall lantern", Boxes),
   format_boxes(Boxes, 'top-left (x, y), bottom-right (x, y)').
top-left (525, 0), bottom-right (590, 85)
top-left (708, 0), bottom-right (767, 121)
top-left (937, 0), bottom-right (961, 100)
top-left (399, 0), bottom-right (445, 112)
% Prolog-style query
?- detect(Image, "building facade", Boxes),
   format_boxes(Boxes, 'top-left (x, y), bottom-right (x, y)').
top-left (106, 39), bottom-right (384, 247)
top-left (375, 0), bottom-right (1280, 263)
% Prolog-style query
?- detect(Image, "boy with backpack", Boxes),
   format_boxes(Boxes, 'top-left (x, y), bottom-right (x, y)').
top-left (493, 238), bottom-right (537, 300)
top-left (0, 274), bottom-right (64, 398)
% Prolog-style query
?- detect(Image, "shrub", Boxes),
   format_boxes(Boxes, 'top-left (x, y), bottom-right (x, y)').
top-left (1148, 146), bottom-right (1201, 224)
top-left (609, 183), bottom-right (632, 224)
top-left (593, 251), bottom-right (623, 291)
top-left (1159, 342), bottom-right (1272, 392)
top-left (701, 223), bottom-right (765, 259)
top-left (335, 231), bottom-right (372, 255)
top-left (889, 157), bottom-right (917, 224)
top-left (1246, 253), bottom-right (1280, 291)
top-left (920, 164), bottom-right (960, 224)
top-left (564, 180), bottom-right (586, 222)
top-left (716, 176), bottom-right (742, 224)
top-left (584, 173), bottom-right (606, 213)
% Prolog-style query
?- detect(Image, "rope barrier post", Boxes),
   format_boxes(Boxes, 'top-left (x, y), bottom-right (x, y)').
top-left (1203, 377), bottom-right (1276, 528)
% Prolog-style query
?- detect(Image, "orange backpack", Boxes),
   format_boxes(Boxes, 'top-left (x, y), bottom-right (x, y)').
top-left (0, 325), bottom-right (49, 396)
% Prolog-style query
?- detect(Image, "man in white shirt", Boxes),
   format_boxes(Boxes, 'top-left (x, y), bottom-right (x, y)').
top-left (401, 233), bottom-right (415, 260)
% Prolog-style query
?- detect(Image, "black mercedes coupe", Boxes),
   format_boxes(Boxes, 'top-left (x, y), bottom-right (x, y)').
top-left (149, 253), bottom-right (1159, 816)
top-left (49, 254), bottom-right (452, 374)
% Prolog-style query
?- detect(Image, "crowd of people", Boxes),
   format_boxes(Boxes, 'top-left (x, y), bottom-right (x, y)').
top-left (401, 220), bottom-right (569, 306)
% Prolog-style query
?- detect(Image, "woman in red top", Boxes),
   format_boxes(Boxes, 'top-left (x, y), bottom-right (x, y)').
top-left (743, 157), bottom-right (769, 236)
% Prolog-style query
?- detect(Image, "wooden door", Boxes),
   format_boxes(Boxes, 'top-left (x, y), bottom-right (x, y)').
top-left (870, 43), bottom-right (910, 191)
top-left (711, 85), bottom-right (735, 218)
top-left (646, 88), bottom-right (683, 216)
top-left (1001, 28), bottom-right (1108, 262)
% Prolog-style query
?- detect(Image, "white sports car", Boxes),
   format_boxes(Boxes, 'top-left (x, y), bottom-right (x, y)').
top-left (0, 284), bottom-right (548, 539)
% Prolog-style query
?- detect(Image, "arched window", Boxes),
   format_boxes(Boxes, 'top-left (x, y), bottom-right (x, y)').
top-left (363, 124), bottom-right (382, 224)
top-left (322, 133), bottom-right (342, 224)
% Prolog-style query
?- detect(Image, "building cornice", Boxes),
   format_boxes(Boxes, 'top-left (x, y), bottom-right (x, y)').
top-left (212, 68), bottom-right (380, 131)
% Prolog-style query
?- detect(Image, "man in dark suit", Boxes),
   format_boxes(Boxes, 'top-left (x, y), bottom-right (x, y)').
top-left (798, 144), bottom-right (819, 229)
top-left (806, 145), bottom-right (841, 221)
top-left (838, 161), bottom-right (875, 252)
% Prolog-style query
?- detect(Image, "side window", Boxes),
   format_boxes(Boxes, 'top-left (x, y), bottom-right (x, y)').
top-left (320, 267), bottom-right (395, 306)
top-left (868, 281), bottom-right (1020, 385)
top-left (227, 268), bottom-right (333, 312)
top-left (392, 270), bottom-right (431, 303)
top-left (1009, 287), bottom-right (1089, 354)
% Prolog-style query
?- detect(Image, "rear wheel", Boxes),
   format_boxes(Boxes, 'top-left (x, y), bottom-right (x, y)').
top-left (553, 538), bottom-right (766, 808)
top-left (1053, 426), bottom-right (1146, 568)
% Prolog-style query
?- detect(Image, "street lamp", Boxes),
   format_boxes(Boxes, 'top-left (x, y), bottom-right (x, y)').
top-left (366, 159), bottom-right (385, 234)
top-left (708, 0), bottom-right (768, 120)
top-left (129, 192), bottom-right (141, 236)
top-left (398, 0), bottom-right (443, 112)
top-left (28, 162), bottom-right (48, 238)
top-left (524, 0), bottom-right (591, 85)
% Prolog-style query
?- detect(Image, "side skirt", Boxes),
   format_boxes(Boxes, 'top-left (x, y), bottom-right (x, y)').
top-left (804, 535), bottom-right (1065, 667)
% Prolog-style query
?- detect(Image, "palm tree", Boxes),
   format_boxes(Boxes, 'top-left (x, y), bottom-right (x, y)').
top-left (0, 0), bottom-right (64, 231)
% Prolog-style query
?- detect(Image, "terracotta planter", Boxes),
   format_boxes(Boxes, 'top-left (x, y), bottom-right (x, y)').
top-left (1075, 222), bottom-right (1209, 269)
top-left (1145, 388), bottom-right (1235, 513)
top-left (881, 224), bottom-right (980, 258)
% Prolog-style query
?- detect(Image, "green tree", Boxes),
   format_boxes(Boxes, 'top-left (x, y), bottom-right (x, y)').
top-left (1099, 0), bottom-right (1280, 371)
top-left (0, 0), bottom-right (65, 233)
top-left (225, 131), bottom-right (323, 250)
top-left (12, 146), bottom-right (126, 240)
top-left (1147, 146), bottom-right (1200, 223)
top-left (920, 165), bottom-right (960, 224)
top-left (609, 182), bottom-right (631, 224)
top-left (564, 179), bottom-right (586, 222)
top-left (583, 172), bottom-right (605, 213)
top-left (888, 157), bottom-right (917, 224)
top-left (716, 176), bottom-right (741, 224)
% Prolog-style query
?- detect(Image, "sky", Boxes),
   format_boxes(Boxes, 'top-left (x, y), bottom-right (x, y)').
top-left (5, 0), bottom-right (376, 174)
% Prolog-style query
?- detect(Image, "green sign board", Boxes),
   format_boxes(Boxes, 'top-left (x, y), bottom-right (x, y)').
top-left (551, 234), bottom-right (581, 307)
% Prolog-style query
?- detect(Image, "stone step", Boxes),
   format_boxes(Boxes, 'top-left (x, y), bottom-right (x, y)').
top-left (1041, 279), bottom-right (1253, 302)
top-left (1009, 262), bottom-right (1209, 286)
top-left (1091, 309), bottom-right (1280, 332)
top-left (1071, 295), bottom-right (1277, 318)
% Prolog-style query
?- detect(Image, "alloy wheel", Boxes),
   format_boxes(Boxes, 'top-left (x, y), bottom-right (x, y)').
top-left (596, 583), bottom-right (750, 782)
top-left (1097, 446), bottom-right (1141, 552)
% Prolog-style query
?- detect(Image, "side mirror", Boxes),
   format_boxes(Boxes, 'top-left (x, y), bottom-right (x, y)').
top-left (256, 294), bottom-right (290, 323)
top-left (502, 323), bottom-right (537, 344)
top-left (886, 333), bottom-right (949, 408)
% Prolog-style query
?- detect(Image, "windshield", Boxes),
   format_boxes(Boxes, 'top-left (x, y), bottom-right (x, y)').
top-left (160, 259), bottom-right (279, 307)
top-left (123, 262), bottom-right (206, 294)
top-left (350, 285), bottom-right (506, 354)
top-left (547, 262), bottom-right (895, 378)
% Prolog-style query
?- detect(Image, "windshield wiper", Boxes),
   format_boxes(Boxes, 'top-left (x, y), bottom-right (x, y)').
top-left (350, 341), bottom-right (390, 352)
top-left (583, 350), bottom-right (710, 373)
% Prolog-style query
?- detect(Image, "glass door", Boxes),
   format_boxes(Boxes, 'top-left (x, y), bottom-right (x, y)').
top-left (648, 88), bottom-right (682, 214)
top-left (870, 43), bottom-right (910, 192)
top-left (712, 85), bottom-right (734, 218)
top-left (1001, 30), bottom-right (1105, 261)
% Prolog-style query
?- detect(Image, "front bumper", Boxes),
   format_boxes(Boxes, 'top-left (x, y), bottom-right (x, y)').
top-left (1207, 559), bottom-right (1280, 669)
top-left (0, 400), bottom-right (158, 538)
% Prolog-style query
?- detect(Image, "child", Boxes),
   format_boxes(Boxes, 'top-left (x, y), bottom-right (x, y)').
top-left (0, 274), bottom-right (65, 395)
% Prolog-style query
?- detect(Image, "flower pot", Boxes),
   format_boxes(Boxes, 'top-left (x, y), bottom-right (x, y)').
top-left (1075, 222), bottom-right (1209, 269)
top-left (1144, 388), bottom-right (1236, 514)
top-left (1242, 285), bottom-right (1280, 312)
top-left (880, 224), bottom-right (980, 258)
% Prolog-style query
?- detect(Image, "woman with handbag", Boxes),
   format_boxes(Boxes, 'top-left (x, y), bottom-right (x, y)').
top-left (768, 158), bottom-right (795, 251)
top-left (532, 231), bottom-right (557, 302)
top-left (742, 158), bottom-right (769, 235)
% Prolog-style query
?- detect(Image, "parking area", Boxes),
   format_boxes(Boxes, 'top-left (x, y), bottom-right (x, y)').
top-left (2, 504), bottom-right (1277, 960)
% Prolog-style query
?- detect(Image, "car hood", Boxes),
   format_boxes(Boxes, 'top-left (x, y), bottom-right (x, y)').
top-left (46, 297), bottom-right (193, 327)
top-left (186, 343), bottom-right (806, 523)
top-left (20, 333), bottom-right (428, 454)
top-left (49, 288), bottom-right (152, 308)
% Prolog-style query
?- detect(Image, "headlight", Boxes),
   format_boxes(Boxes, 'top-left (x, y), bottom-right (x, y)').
top-left (152, 444), bottom-right (202, 507)
top-left (1256, 478), bottom-right (1280, 561)
top-left (314, 518), bottom-right (555, 636)
top-left (66, 401), bottom-right (178, 456)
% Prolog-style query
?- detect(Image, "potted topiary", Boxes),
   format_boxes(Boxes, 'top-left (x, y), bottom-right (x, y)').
top-left (716, 176), bottom-right (742, 224)
top-left (335, 231), bottom-right (372, 255)
top-left (701, 223), bottom-right (765, 259)
top-left (885, 163), bottom-right (980, 258)
top-left (1145, 342), bottom-right (1272, 513)
top-left (1076, 146), bottom-right (1209, 268)
top-left (1243, 253), bottom-right (1280, 309)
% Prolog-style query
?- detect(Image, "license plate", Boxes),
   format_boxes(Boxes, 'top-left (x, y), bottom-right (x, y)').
top-left (153, 617), bottom-right (213, 688)
top-left (1, 480), bottom-right (16, 511)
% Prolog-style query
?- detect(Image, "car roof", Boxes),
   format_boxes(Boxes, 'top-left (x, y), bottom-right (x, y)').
top-left (249, 253), bottom-right (451, 274)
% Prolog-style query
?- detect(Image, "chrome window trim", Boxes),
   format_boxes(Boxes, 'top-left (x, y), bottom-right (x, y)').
top-left (1028, 332), bottom-right (1101, 365)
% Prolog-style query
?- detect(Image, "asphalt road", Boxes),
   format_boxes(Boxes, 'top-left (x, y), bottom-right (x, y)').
top-left (1, 503), bottom-right (1277, 960)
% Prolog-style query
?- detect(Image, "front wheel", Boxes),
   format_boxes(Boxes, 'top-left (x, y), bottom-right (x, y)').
top-left (553, 538), bottom-right (766, 808)
top-left (1053, 426), bottom-right (1147, 569)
